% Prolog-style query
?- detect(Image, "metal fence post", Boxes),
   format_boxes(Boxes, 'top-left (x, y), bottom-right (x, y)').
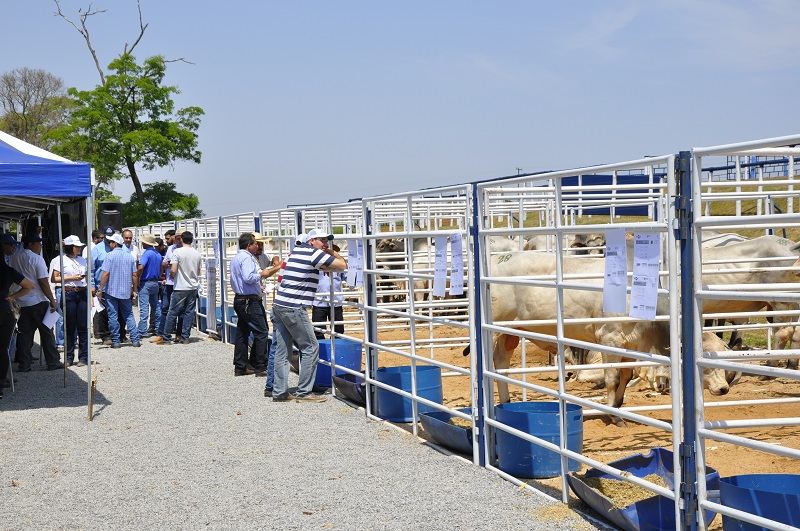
top-left (362, 204), bottom-right (379, 418)
top-left (677, 150), bottom-right (698, 531)
top-left (469, 184), bottom-right (487, 467)
top-left (217, 216), bottom-right (226, 343)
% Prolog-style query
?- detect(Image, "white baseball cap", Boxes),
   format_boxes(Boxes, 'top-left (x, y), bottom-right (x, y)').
top-left (295, 233), bottom-right (308, 244)
top-left (306, 228), bottom-right (333, 241)
top-left (110, 234), bottom-right (124, 246)
top-left (63, 235), bottom-right (85, 246)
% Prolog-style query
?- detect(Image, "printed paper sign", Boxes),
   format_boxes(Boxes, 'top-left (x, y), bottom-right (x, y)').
top-left (449, 233), bottom-right (464, 296)
top-left (603, 228), bottom-right (627, 313)
top-left (346, 239), bottom-right (359, 286)
top-left (432, 236), bottom-right (448, 297)
top-left (629, 232), bottom-right (661, 320)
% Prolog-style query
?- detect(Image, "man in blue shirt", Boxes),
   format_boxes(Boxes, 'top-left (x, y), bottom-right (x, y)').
top-left (230, 232), bottom-right (281, 377)
top-left (91, 227), bottom-right (128, 344)
top-left (98, 234), bottom-right (141, 348)
top-left (137, 234), bottom-right (162, 338)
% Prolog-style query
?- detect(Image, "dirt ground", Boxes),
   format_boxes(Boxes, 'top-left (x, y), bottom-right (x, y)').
top-left (366, 324), bottom-right (800, 480)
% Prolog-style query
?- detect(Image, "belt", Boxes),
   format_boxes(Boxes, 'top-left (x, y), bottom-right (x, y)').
top-left (64, 286), bottom-right (87, 292)
top-left (234, 294), bottom-right (262, 300)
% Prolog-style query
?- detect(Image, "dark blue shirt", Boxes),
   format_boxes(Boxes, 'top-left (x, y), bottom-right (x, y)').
top-left (139, 248), bottom-right (162, 281)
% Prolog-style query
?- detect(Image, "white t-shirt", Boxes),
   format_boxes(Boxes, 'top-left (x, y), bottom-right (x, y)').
top-left (172, 245), bottom-right (202, 291)
top-left (11, 249), bottom-right (50, 307)
top-left (50, 255), bottom-right (88, 288)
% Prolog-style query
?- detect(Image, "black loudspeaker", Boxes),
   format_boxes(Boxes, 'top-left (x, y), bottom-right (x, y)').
top-left (98, 201), bottom-right (124, 232)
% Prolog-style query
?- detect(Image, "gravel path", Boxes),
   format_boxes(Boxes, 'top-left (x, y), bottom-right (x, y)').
top-left (1, 334), bottom-right (601, 530)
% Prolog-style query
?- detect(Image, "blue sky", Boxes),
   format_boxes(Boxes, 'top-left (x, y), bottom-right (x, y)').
top-left (3, 1), bottom-right (799, 216)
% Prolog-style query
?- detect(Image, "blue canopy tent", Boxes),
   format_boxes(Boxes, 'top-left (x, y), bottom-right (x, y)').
top-left (0, 130), bottom-right (95, 418)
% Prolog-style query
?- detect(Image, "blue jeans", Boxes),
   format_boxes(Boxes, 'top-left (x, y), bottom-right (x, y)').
top-left (64, 289), bottom-right (88, 363)
top-left (105, 295), bottom-right (140, 344)
top-left (138, 280), bottom-right (161, 336)
top-left (162, 289), bottom-right (197, 341)
top-left (272, 305), bottom-right (319, 397)
top-left (157, 284), bottom-right (174, 336)
top-left (265, 316), bottom-right (277, 390)
top-left (54, 287), bottom-right (64, 347)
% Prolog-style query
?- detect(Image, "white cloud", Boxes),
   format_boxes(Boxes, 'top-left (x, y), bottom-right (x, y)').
top-left (563, 2), bottom-right (641, 61)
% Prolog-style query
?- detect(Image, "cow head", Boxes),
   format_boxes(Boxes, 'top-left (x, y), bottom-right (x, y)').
top-left (377, 238), bottom-right (404, 254)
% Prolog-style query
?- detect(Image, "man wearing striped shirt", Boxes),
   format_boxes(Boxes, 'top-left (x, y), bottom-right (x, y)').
top-left (271, 228), bottom-right (347, 402)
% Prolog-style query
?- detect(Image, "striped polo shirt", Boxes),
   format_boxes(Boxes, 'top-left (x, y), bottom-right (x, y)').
top-left (274, 244), bottom-right (335, 308)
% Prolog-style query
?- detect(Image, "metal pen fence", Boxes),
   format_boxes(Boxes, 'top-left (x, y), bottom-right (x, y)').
top-left (122, 132), bottom-right (800, 530)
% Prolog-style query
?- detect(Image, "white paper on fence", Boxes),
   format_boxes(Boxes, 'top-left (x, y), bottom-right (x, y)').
top-left (629, 275), bottom-right (658, 320)
top-left (346, 239), bottom-right (359, 286)
top-left (602, 229), bottom-right (628, 313)
top-left (449, 232), bottom-right (464, 296)
top-left (43, 308), bottom-right (59, 329)
top-left (629, 232), bottom-right (661, 321)
top-left (432, 236), bottom-right (448, 297)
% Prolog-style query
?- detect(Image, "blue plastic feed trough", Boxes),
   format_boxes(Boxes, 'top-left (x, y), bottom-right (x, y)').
top-left (495, 401), bottom-right (582, 479)
top-left (375, 365), bottom-right (443, 422)
top-left (419, 407), bottom-right (473, 455)
top-left (719, 474), bottom-right (800, 530)
top-left (567, 447), bottom-right (720, 531)
top-left (315, 338), bottom-right (363, 388)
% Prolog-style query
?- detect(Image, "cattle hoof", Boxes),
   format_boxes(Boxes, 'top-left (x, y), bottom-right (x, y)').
top-left (612, 417), bottom-right (627, 428)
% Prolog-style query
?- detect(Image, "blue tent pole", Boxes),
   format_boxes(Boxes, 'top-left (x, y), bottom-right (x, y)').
top-left (677, 150), bottom-right (698, 530)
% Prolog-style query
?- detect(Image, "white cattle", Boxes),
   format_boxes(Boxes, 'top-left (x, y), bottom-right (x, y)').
top-left (479, 251), bottom-right (731, 412)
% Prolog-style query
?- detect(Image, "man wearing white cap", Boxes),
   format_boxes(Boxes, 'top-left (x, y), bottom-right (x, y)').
top-left (98, 233), bottom-right (141, 348)
top-left (270, 228), bottom-right (347, 402)
top-left (137, 234), bottom-right (162, 338)
top-left (51, 236), bottom-right (89, 366)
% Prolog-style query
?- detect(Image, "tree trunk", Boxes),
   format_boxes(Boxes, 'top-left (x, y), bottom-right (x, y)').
top-left (125, 155), bottom-right (145, 202)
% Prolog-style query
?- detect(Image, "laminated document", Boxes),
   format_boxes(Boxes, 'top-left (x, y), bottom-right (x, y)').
top-left (603, 228), bottom-right (628, 313)
top-left (432, 236), bottom-right (448, 297)
top-left (449, 233), bottom-right (464, 296)
top-left (629, 232), bottom-right (661, 320)
top-left (346, 240), bottom-right (358, 286)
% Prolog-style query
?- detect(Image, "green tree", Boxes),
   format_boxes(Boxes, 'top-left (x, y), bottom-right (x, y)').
top-left (122, 181), bottom-right (203, 227)
top-left (49, 53), bottom-right (204, 202)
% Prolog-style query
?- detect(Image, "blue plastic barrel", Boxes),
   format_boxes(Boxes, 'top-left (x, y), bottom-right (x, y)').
top-left (495, 401), bottom-right (583, 478)
top-left (376, 365), bottom-right (443, 422)
top-left (720, 474), bottom-right (800, 530)
top-left (315, 338), bottom-right (363, 388)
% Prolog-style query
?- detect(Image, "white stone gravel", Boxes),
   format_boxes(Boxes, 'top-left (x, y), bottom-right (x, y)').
top-left (0, 334), bottom-right (602, 530)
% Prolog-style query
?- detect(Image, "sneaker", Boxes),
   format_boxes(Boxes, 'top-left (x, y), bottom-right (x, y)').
top-left (295, 394), bottom-right (327, 403)
top-left (264, 388), bottom-right (273, 398)
top-left (76, 361), bottom-right (87, 367)
top-left (131, 341), bottom-right (142, 347)
top-left (253, 369), bottom-right (267, 377)
top-left (234, 367), bottom-right (255, 377)
top-left (111, 343), bottom-right (121, 349)
top-left (272, 393), bottom-right (296, 402)
top-left (149, 336), bottom-right (162, 343)
top-left (103, 338), bottom-right (112, 346)
top-left (47, 363), bottom-right (65, 371)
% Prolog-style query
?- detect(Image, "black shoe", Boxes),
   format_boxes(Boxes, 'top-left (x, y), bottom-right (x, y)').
top-left (264, 388), bottom-right (273, 397)
top-left (17, 367), bottom-right (31, 373)
top-left (47, 363), bottom-right (64, 371)
top-left (253, 369), bottom-right (267, 377)
top-left (234, 367), bottom-right (255, 377)
top-left (272, 393), bottom-right (295, 402)
top-left (111, 343), bottom-right (122, 349)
